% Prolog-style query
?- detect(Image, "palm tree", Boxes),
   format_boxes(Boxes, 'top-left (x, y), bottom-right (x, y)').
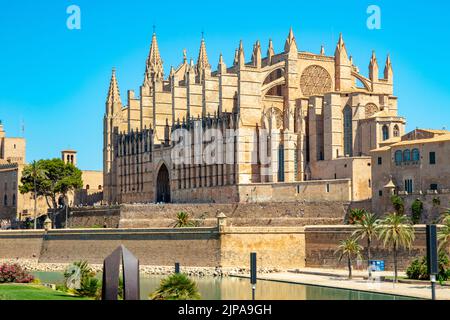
top-left (149, 273), bottom-right (201, 300)
top-left (352, 212), bottom-right (379, 271)
top-left (173, 212), bottom-right (195, 228)
top-left (377, 213), bottom-right (415, 283)
top-left (20, 161), bottom-right (47, 229)
top-left (347, 208), bottom-right (367, 225)
top-left (438, 212), bottom-right (450, 250)
top-left (335, 237), bottom-right (363, 279)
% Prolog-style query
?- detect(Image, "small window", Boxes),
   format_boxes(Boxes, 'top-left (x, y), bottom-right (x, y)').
top-left (326, 184), bottom-right (330, 193)
top-left (369, 179), bottom-right (372, 188)
top-left (98, 185), bottom-right (102, 190)
top-left (430, 184), bottom-right (438, 191)
top-left (382, 125), bottom-right (389, 141)
top-left (404, 179), bottom-right (413, 193)
top-left (378, 157), bottom-right (382, 165)
top-left (429, 152), bottom-right (436, 165)
top-left (86, 185), bottom-right (90, 190)
top-left (3, 195), bottom-right (7, 206)
top-left (12, 194), bottom-right (16, 206)
top-left (379, 190), bottom-right (383, 197)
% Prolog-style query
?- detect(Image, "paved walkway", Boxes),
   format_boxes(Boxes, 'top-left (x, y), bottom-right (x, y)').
top-left (233, 269), bottom-right (450, 300)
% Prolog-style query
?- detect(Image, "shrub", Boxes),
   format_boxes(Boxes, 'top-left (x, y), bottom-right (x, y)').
top-left (390, 195), bottom-right (405, 215)
top-left (347, 209), bottom-right (367, 225)
top-left (406, 258), bottom-right (429, 280)
top-left (0, 263), bottom-right (34, 284)
top-left (173, 212), bottom-right (196, 228)
top-left (432, 197), bottom-right (441, 207)
top-left (150, 273), bottom-right (201, 300)
top-left (63, 261), bottom-right (100, 297)
top-left (411, 199), bottom-right (423, 224)
top-left (406, 252), bottom-right (450, 283)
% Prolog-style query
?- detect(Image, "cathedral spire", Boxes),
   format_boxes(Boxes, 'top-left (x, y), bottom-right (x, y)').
top-left (144, 32), bottom-right (164, 86)
top-left (267, 39), bottom-right (275, 62)
top-left (335, 33), bottom-right (349, 57)
top-left (369, 50), bottom-right (379, 81)
top-left (233, 48), bottom-right (239, 66)
top-left (320, 45), bottom-right (325, 55)
top-left (106, 68), bottom-right (122, 114)
top-left (252, 40), bottom-right (261, 68)
top-left (384, 54), bottom-right (393, 82)
top-left (284, 27), bottom-right (298, 53)
top-left (218, 53), bottom-right (227, 74)
top-left (196, 37), bottom-right (211, 73)
top-left (238, 40), bottom-right (245, 67)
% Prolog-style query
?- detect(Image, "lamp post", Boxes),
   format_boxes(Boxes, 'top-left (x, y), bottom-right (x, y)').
top-left (33, 173), bottom-right (37, 230)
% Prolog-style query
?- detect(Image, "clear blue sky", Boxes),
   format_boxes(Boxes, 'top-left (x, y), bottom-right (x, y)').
top-left (0, 0), bottom-right (449, 170)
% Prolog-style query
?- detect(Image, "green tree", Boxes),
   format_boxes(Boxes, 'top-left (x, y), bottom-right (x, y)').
top-left (352, 212), bottom-right (380, 270)
top-left (335, 237), bottom-right (363, 279)
top-left (390, 195), bottom-right (405, 215)
top-left (173, 212), bottom-right (195, 228)
top-left (377, 213), bottom-right (415, 282)
top-left (18, 161), bottom-right (48, 229)
top-left (438, 212), bottom-right (450, 250)
top-left (411, 199), bottom-right (423, 224)
top-left (20, 158), bottom-right (83, 210)
top-left (149, 273), bottom-right (201, 300)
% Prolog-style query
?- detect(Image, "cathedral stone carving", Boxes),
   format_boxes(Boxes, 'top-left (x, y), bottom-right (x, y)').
top-left (300, 65), bottom-right (332, 97)
top-left (365, 103), bottom-right (379, 118)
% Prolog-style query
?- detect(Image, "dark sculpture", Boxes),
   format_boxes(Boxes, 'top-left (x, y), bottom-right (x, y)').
top-left (102, 245), bottom-right (140, 300)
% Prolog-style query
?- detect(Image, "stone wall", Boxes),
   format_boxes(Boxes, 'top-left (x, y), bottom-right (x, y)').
top-left (400, 193), bottom-right (450, 224)
top-left (68, 206), bottom-right (121, 228)
top-left (220, 227), bottom-right (305, 269)
top-left (0, 230), bottom-right (44, 259)
top-left (237, 180), bottom-right (352, 203)
top-left (118, 202), bottom-right (349, 228)
top-left (39, 228), bottom-right (220, 266)
top-left (0, 223), bottom-right (442, 271)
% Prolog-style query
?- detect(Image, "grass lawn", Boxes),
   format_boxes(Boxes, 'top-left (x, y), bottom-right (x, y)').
top-left (0, 284), bottom-right (91, 300)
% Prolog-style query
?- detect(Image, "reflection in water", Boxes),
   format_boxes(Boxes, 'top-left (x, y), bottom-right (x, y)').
top-left (32, 272), bottom-right (414, 300)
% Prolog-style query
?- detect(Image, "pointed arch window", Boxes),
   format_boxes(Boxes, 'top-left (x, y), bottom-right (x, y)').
top-left (382, 125), bottom-right (389, 141)
top-left (343, 106), bottom-right (353, 156)
top-left (393, 125), bottom-right (400, 138)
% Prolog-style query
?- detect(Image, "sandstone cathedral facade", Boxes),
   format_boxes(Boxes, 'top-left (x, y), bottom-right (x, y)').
top-left (103, 29), bottom-right (405, 205)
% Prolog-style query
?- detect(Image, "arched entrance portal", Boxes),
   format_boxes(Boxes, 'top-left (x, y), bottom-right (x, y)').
top-left (156, 164), bottom-right (171, 203)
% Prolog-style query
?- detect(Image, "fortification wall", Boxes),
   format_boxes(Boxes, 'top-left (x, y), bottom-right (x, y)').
top-left (68, 206), bottom-right (120, 228)
top-left (0, 230), bottom-right (44, 259)
top-left (0, 224), bottom-right (439, 271)
top-left (220, 227), bottom-right (306, 269)
top-left (118, 202), bottom-right (349, 228)
top-left (38, 228), bottom-right (220, 266)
